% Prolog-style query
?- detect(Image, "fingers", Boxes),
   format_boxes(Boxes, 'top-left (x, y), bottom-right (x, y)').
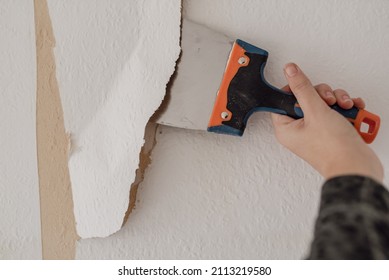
top-left (333, 89), bottom-right (366, 109)
top-left (283, 63), bottom-right (366, 116)
top-left (283, 63), bottom-right (327, 116)
top-left (315, 84), bottom-right (355, 108)
top-left (314, 83), bottom-right (336, 105)
top-left (281, 85), bottom-right (292, 92)
top-left (352, 97), bottom-right (365, 109)
top-left (281, 85), bottom-right (291, 92)
top-left (333, 89), bottom-right (353, 109)
top-left (313, 83), bottom-right (366, 109)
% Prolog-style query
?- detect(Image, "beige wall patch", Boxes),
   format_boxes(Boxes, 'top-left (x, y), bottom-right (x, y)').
top-left (35, 0), bottom-right (78, 259)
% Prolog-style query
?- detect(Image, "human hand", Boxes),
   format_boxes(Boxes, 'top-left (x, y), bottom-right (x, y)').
top-left (271, 63), bottom-right (383, 183)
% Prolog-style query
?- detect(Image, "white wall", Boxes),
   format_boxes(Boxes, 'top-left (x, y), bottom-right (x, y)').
top-left (0, 1), bottom-right (42, 259)
top-left (77, 0), bottom-right (389, 259)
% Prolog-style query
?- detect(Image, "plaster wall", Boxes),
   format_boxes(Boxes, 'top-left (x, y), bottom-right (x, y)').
top-left (77, 0), bottom-right (389, 259)
top-left (0, 1), bottom-right (42, 259)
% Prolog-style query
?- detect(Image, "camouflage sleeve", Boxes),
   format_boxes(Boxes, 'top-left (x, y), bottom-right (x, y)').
top-left (307, 175), bottom-right (389, 259)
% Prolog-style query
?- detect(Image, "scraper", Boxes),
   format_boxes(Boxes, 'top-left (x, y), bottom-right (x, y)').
top-left (155, 19), bottom-right (380, 143)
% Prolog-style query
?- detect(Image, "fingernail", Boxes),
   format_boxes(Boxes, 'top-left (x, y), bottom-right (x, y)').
top-left (284, 63), bottom-right (298, 77)
top-left (342, 95), bottom-right (352, 102)
top-left (325, 91), bottom-right (334, 98)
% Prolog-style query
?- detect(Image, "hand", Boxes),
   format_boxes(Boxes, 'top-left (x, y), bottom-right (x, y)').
top-left (271, 63), bottom-right (383, 183)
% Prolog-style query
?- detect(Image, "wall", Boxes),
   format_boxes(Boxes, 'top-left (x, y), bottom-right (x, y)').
top-left (0, 0), bottom-right (42, 259)
top-left (1, 0), bottom-right (181, 258)
top-left (77, 0), bottom-right (389, 259)
top-left (1, 0), bottom-right (389, 260)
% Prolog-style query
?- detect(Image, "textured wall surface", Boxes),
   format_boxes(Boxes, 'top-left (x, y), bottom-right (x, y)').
top-left (47, 0), bottom-right (181, 238)
top-left (78, 0), bottom-right (389, 259)
top-left (0, 1), bottom-right (42, 259)
top-left (1, 0), bottom-right (388, 260)
top-left (78, 123), bottom-right (322, 259)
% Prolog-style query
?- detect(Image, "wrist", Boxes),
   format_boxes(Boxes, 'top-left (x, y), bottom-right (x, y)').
top-left (321, 147), bottom-right (384, 183)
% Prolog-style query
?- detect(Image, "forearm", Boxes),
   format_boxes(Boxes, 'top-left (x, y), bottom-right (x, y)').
top-left (307, 175), bottom-right (389, 259)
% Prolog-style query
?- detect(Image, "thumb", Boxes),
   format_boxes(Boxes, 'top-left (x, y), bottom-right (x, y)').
top-left (283, 63), bottom-right (327, 116)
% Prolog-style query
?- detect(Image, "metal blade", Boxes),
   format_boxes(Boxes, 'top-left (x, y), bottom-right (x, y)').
top-left (153, 19), bottom-right (233, 130)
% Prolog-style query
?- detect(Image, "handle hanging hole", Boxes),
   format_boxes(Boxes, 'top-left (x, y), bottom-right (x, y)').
top-left (361, 118), bottom-right (376, 134)
top-left (360, 122), bottom-right (369, 133)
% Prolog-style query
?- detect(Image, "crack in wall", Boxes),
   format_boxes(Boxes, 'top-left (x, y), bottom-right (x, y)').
top-left (149, 12), bottom-right (183, 124)
top-left (121, 59), bottom-right (182, 227)
top-left (121, 14), bottom-right (183, 227)
top-left (122, 122), bottom-right (158, 226)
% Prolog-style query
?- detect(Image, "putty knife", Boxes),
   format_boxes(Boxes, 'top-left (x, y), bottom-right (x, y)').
top-left (155, 19), bottom-right (380, 143)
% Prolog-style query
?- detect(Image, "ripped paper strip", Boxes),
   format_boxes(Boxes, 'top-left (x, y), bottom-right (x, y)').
top-left (48, 0), bottom-right (181, 238)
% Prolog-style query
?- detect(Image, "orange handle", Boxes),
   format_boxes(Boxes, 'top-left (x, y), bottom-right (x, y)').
top-left (352, 109), bottom-right (380, 144)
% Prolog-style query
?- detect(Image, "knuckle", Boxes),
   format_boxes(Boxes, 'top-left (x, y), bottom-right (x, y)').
top-left (315, 83), bottom-right (332, 97)
top-left (334, 88), bottom-right (348, 95)
top-left (293, 79), bottom-right (311, 92)
top-left (316, 83), bottom-right (329, 89)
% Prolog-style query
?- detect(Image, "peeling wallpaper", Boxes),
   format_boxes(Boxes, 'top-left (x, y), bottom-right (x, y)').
top-left (1, 0), bottom-right (389, 260)
top-left (0, 1), bottom-right (42, 259)
top-left (47, 0), bottom-right (181, 238)
top-left (78, 0), bottom-right (389, 259)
